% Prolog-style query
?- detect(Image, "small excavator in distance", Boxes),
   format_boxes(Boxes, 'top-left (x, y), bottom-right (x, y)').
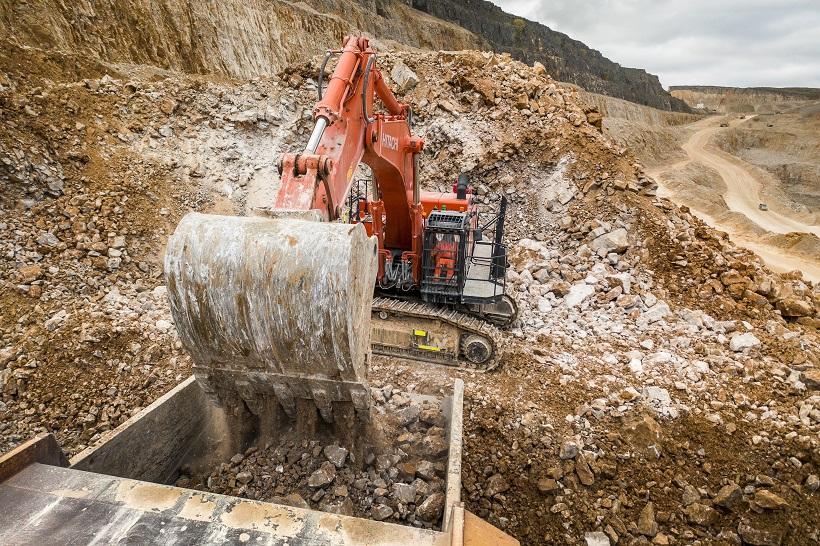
top-left (164, 36), bottom-right (515, 426)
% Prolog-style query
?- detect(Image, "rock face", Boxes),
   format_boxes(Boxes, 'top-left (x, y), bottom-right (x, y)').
top-left (0, 0), bottom-right (697, 112)
top-left (409, 0), bottom-right (692, 112)
top-left (0, 0), bottom-right (480, 79)
top-left (0, 0), bottom-right (692, 114)
top-left (670, 85), bottom-right (820, 114)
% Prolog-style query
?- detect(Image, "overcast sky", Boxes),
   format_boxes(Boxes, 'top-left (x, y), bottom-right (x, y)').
top-left (491, 0), bottom-right (820, 88)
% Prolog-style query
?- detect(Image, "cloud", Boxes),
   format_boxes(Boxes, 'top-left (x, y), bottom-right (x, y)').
top-left (491, 0), bottom-right (820, 88)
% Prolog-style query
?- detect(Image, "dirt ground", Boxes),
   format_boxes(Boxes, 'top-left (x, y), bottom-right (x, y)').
top-left (371, 346), bottom-right (820, 544)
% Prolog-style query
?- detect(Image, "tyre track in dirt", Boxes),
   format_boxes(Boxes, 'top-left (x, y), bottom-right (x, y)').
top-left (649, 116), bottom-right (820, 282)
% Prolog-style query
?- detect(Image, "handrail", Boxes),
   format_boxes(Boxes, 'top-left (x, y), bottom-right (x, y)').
top-left (316, 49), bottom-right (336, 101)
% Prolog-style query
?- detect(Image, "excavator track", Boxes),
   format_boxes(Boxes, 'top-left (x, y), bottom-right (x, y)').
top-left (370, 297), bottom-right (503, 372)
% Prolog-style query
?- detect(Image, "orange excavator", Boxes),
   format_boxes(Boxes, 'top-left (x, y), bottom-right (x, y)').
top-left (164, 36), bottom-right (515, 424)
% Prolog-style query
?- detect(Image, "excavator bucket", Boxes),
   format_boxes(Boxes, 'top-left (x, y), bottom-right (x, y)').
top-left (164, 213), bottom-right (378, 426)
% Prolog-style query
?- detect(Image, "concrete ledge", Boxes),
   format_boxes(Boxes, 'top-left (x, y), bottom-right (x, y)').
top-left (0, 433), bottom-right (68, 481)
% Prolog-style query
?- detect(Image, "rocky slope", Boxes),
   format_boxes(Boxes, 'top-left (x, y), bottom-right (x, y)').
top-left (1, 0), bottom-right (690, 112)
top-left (579, 91), bottom-right (702, 166)
top-left (671, 86), bottom-right (820, 114)
top-left (581, 92), bottom-right (701, 128)
top-left (0, 0), bottom-right (479, 78)
top-left (410, 0), bottom-right (692, 112)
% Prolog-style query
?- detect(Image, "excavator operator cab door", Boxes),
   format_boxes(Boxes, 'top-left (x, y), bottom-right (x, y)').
top-left (420, 210), bottom-right (469, 304)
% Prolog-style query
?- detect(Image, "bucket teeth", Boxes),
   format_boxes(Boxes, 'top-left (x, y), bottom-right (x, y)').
top-left (350, 389), bottom-right (372, 423)
top-left (273, 383), bottom-right (297, 418)
top-left (311, 387), bottom-right (334, 423)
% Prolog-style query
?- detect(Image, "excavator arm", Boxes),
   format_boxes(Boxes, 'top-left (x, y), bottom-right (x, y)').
top-left (276, 36), bottom-right (421, 221)
top-left (275, 36), bottom-right (425, 281)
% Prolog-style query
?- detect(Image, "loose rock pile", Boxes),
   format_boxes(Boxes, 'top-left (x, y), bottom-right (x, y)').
top-left (180, 391), bottom-right (451, 529)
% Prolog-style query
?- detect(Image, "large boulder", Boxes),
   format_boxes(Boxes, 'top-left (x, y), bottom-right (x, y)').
top-left (416, 492), bottom-right (445, 522)
top-left (484, 473), bottom-right (510, 497)
top-left (638, 301), bottom-right (671, 325)
top-left (622, 414), bottom-right (663, 457)
top-left (714, 483), bottom-right (742, 508)
top-left (589, 228), bottom-right (629, 257)
top-left (564, 283), bottom-right (595, 308)
top-left (390, 61), bottom-right (419, 92)
top-left (308, 463), bottom-right (336, 488)
top-left (684, 503), bottom-right (719, 526)
top-left (729, 332), bottom-right (760, 352)
top-left (776, 297), bottom-right (814, 317)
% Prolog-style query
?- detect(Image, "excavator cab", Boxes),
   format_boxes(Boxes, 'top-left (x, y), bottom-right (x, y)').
top-left (419, 193), bottom-right (511, 314)
top-left (421, 210), bottom-right (470, 302)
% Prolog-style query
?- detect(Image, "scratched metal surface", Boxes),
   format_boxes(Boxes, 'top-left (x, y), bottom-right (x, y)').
top-left (164, 213), bottom-right (378, 412)
top-left (0, 463), bottom-right (444, 545)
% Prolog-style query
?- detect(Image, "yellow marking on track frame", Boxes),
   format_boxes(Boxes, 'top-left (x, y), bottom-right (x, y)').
top-left (418, 344), bottom-right (441, 352)
top-left (414, 329), bottom-right (427, 337)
